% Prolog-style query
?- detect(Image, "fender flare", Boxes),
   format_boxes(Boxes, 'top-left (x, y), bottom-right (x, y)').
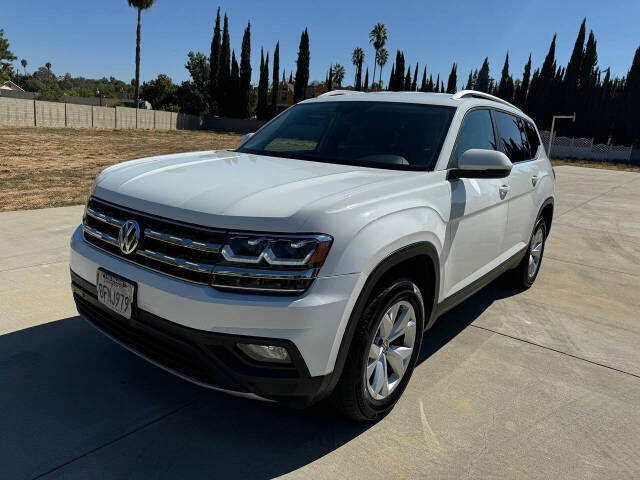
top-left (318, 242), bottom-right (440, 399)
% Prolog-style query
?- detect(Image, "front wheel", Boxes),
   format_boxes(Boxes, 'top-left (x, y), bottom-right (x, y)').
top-left (330, 279), bottom-right (425, 421)
top-left (510, 217), bottom-right (547, 289)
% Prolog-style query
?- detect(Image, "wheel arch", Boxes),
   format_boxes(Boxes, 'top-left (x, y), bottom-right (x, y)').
top-left (538, 197), bottom-right (554, 236)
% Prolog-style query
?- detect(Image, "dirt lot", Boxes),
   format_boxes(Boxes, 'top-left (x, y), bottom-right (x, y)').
top-left (0, 126), bottom-right (241, 212)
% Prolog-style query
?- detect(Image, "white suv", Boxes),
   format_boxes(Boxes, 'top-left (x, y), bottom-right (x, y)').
top-left (70, 90), bottom-right (554, 421)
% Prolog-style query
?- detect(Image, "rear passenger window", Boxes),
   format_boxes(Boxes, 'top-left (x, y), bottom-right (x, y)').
top-left (494, 111), bottom-right (531, 163)
top-left (525, 121), bottom-right (541, 158)
top-left (453, 109), bottom-right (496, 166)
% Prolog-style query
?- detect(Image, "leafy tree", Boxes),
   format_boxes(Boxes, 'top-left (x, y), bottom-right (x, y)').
top-left (369, 23), bottom-right (388, 90)
top-left (293, 28), bottom-right (310, 102)
top-left (332, 63), bottom-right (345, 87)
top-left (218, 14), bottom-right (231, 116)
top-left (0, 29), bottom-right (16, 82)
top-left (239, 21), bottom-right (252, 117)
top-left (20, 59), bottom-right (27, 75)
top-left (140, 73), bottom-right (177, 109)
top-left (45, 62), bottom-right (52, 72)
top-left (446, 63), bottom-right (457, 93)
top-left (271, 41), bottom-right (279, 117)
top-left (209, 7), bottom-right (221, 114)
top-left (352, 47), bottom-right (365, 90)
top-left (127, 0), bottom-right (156, 105)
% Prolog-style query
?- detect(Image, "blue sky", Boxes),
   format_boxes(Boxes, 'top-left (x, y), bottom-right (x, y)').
top-left (2, 0), bottom-right (638, 88)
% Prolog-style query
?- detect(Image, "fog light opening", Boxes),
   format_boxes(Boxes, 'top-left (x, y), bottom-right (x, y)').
top-left (237, 343), bottom-right (292, 364)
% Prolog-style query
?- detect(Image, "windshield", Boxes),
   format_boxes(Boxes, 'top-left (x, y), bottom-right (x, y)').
top-left (237, 101), bottom-right (455, 170)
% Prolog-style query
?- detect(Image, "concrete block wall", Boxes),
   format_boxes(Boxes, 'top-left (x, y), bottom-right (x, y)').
top-left (66, 104), bottom-right (92, 128)
top-left (137, 109), bottom-right (154, 129)
top-left (155, 110), bottom-right (172, 130)
top-left (35, 101), bottom-right (66, 127)
top-left (92, 106), bottom-right (115, 128)
top-left (115, 106), bottom-right (137, 129)
top-left (0, 97), bottom-right (34, 126)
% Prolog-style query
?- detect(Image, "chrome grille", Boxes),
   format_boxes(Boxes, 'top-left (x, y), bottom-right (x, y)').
top-left (83, 197), bottom-right (226, 284)
top-left (82, 197), bottom-right (317, 293)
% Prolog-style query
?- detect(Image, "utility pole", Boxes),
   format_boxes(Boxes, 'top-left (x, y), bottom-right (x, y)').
top-left (548, 113), bottom-right (576, 160)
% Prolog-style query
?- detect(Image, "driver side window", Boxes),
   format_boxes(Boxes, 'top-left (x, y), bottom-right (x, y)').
top-left (452, 109), bottom-right (496, 167)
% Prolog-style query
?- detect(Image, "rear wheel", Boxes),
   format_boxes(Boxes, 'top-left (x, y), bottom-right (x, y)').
top-left (331, 279), bottom-right (425, 421)
top-left (510, 217), bottom-right (547, 289)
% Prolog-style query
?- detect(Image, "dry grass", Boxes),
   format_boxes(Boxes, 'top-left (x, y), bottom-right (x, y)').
top-left (552, 158), bottom-right (640, 173)
top-left (0, 126), bottom-right (241, 211)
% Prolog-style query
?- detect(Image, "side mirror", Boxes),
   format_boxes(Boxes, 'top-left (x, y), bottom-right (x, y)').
top-left (447, 149), bottom-right (512, 179)
top-left (239, 132), bottom-right (255, 146)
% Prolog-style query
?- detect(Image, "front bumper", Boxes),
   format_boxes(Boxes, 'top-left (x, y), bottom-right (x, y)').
top-left (70, 226), bottom-right (364, 403)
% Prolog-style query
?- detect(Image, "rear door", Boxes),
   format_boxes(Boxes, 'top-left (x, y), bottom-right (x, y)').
top-left (442, 109), bottom-right (509, 299)
top-left (493, 111), bottom-right (543, 254)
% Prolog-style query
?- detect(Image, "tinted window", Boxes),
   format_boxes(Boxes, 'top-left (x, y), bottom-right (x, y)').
top-left (238, 101), bottom-right (455, 170)
top-left (494, 111), bottom-right (531, 163)
top-left (524, 121), bottom-right (541, 158)
top-left (453, 109), bottom-right (496, 166)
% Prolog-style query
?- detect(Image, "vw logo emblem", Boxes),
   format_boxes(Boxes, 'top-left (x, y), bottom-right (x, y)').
top-left (118, 220), bottom-right (141, 255)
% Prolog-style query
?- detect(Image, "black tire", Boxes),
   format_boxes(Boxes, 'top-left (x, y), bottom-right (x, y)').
top-left (330, 278), bottom-right (425, 422)
top-left (510, 217), bottom-right (547, 289)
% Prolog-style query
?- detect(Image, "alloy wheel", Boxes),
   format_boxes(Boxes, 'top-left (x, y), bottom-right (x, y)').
top-left (366, 300), bottom-right (417, 401)
top-left (528, 226), bottom-right (545, 279)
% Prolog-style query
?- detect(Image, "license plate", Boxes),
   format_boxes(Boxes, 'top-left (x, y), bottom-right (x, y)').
top-left (96, 269), bottom-right (135, 319)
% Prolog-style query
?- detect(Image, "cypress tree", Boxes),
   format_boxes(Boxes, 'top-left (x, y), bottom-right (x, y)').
top-left (271, 41), bottom-right (279, 117)
top-left (404, 66), bottom-right (412, 91)
top-left (230, 50), bottom-right (240, 117)
top-left (446, 63), bottom-right (457, 93)
top-left (497, 53), bottom-right (514, 101)
top-left (294, 28), bottom-right (310, 102)
top-left (576, 31), bottom-right (598, 136)
top-left (465, 70), bottom-right (473, 89)
top-left (388, 64), bottom-right (395, 91)
top-left (517, 54), bottom-right (532, 108)
top-left (476, 57), bottom-right (490, 93)
top-left (411, 62), bottom-right (418, 91)
top-left (218, 14), bottom-right (231, 116)
top-left (209, 7), bottom-right (221, 114)
top-left (441, 80), bottom-right (445, 93)
top-left (435, 73), bottom-right (440, 93)
top-left (420, 66), bottom-right (427, 92)
top-left (326, 65), bottom-right (333, 91)
top-left (256, 49), bottom-right (269, 120)
top-left (364, 67), bottom-right (369, 90)
top-left (563, 18), bottom-right (586, 115)
top-left (239, 22), bottom-right (252, 118)
top-left (621, 46), bottom-right (640, 145)
top-left (535, 34), bottom-right (557, 128)
top-left (289, 72), bottom-right (293, 83)
top-left (428, 74), bottom-right (433, 92)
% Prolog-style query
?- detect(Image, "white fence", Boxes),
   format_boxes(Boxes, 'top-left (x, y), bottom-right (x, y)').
top-left (539, 131), bottom-right (636, 163)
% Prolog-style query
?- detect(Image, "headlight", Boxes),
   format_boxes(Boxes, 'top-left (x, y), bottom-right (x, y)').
top-left (211, 234), bottom-right (333, 294)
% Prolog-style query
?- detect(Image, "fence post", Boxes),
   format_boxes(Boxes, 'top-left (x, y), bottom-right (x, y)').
top-left (33, 99), bottom-right (37, 126)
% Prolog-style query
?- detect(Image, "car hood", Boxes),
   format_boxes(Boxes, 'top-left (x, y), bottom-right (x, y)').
top-left (94, 150), bottom-right (409, 231)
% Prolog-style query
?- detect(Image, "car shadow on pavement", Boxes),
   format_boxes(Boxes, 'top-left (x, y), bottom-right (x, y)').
top-left (1, 281), bottom-right (518, 479)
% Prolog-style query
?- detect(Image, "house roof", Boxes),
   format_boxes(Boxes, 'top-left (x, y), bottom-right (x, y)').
top-left (0, 81), bottom-right (25, 92)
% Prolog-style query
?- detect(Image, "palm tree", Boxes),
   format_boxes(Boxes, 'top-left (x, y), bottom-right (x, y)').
top-left (376, 47), bottom-right (388, 89)
top-left (20, 59), bottom-right (27, 75)
top-left (332, 63), bottom-right (345, 88)
top-left (369, 23), bottom-right (388, 88)
top-left (351, 47), bottom-right (365, 89)
top-left (128, 0), bottom-right (156, 106)
top-left (45, 62), bottom-right (51, 72)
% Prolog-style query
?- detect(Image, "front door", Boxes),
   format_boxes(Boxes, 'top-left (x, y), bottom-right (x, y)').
top-left (441, 109), bottom-right (508, 299)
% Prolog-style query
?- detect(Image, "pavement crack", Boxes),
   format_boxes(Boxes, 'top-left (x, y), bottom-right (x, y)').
top-left (31, 395), bottom-right (203, 480)
top-left (469, 324), bottom-right (640, 380)
top-left (556, 176), bottom-right (640, 219)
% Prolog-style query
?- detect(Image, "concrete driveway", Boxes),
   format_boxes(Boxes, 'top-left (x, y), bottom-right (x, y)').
top-left (1, 166), bottom-right (639, 479)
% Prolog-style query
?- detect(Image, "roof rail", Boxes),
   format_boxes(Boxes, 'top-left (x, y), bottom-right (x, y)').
top-left (318, 90), bottom-right (364, 97)
top-left (452, 90), bottom-right (520, 111)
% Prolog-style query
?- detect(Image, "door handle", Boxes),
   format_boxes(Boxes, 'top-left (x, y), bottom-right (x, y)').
top-left (499, 184), bottom-right (510, 199)
top-left (531, 175), bottom-right (539, 186)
